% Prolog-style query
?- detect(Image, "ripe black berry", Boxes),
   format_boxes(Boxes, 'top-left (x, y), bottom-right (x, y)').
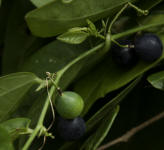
top-left (57, 117), bottom-right (86, 141)
top-left (112, 40), bottom-right (137, 67)
top-left (134, 33), bottom-right (163, 62)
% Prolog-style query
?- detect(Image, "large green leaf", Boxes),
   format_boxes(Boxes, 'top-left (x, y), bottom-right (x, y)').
top-left (147, 71), bottom-right (164, 91)
top-left (137, 10), bottom-right (164, 33)
top-left (25, 0), bottom-right (134, 37)
top-left (0, 125), bottom-right (14, 150)
top-left (21, 40), bottom-right (91, 77)
top-left (81, 106), bottom-right (119, 150)
top-left (0, 72), bottom-right (41, 121)
top-left (22, 39), bottom-right (106, 89)
top-left (0, 118), bottom-right (31, 140)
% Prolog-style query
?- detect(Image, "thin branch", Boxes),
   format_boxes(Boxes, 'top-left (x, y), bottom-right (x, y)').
top-left (22, 86), bottom-right (56, 150)
top-left (108, 3), bottom-right (128, 33)
top-left (97, 111), bottom-right (164, 150)
top-left (46, 77), bottom-right (55, 131)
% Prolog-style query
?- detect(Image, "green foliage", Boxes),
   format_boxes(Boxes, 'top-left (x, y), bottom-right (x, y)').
top-left (0, 118), bottom-right (31, 140)
top-left (0, 72), bottom-right (41, 121)
top-left (0, 0), bottom-right (164, 150)
top-left (57, 31), bottom-right (89, 44)
top-left (21, 40), bottom-right (90, 77)
top-left (25, 0), bottom-right (133, 37)
top-left (138, 10), bottom-right (164, 33)
top-left (147, 71), bottom-right (164, 90)
top-left (86, 76), bottom-right (141, 131)
top-left (75, 50), bottom-right (164, 115)
top-left (0, 125), bottom-right (14, 150)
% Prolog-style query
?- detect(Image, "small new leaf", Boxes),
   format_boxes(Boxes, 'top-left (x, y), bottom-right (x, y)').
top-left (68, 27), bottom-right (88, 32)
top-left (87, 19), bottom-right (97, 35)
top-left (57, 30), bottom-right (89, 44)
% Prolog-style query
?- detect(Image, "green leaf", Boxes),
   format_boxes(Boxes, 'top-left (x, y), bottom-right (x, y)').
top-left (147, 71), bottom-right (164, 90)
top-left (56, 42), bottom-right (106, 90)
top-left (21, 40), bottom-right (91, 77)
top-left (86, 76), bottom-right (141, 131)
top-left (57, 31), bottom-right (89, 44)
top-left (30, 0), bottom-right (54, 7)
top-left (0, 125), bottom-right (14, 150)
top-left (87, 19), bottom-right (97, 33)
top-left (25, 0), bottom-right (133, 37)
top-left (138, 11), bottom-right (164, 33)
top-left (0, 72), bottom-right (41, 121)
top-left (75, 49), bottom-right (164, 115)
top-left (0, 118), bottom-right (31, 140)
top-left (81, 106), bottom-right (119, 150)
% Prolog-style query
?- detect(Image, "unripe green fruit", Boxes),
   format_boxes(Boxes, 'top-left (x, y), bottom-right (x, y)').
top-left (55, 91), bottom-right (84, 119)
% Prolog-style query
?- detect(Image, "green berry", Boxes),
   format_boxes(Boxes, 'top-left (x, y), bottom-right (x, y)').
top-left (55, 91), bottom-right (84, 119)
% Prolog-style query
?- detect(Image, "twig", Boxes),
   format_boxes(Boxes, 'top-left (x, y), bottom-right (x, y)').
top-left (108, 3), bottom-right (128, 33)
top-left (97, 111), bottom-right (164, 150)
top-left (46, 76), bottom-right (55, 131)
top-left (22, 85), bottom-right (56, 150)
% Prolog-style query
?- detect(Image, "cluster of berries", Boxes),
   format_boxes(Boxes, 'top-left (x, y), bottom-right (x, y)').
top-left (55, 91), bottom-right (86, 141)
top-left (55, 33), bottom-right (163, 141)
top-left (112, 33), bottom-right (163, 67)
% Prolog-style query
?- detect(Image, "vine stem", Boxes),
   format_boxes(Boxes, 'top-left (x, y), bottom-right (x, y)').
top-left (22, 85), bottom-right (56, 150)
top-left (22, 42), bottom-right (106, 150)
top-left (108, 3), bottom-right (128, 33)
top-left (112, 23), bottom-right (164, 40)
top-left (108, 2), bottom-right (148, 34)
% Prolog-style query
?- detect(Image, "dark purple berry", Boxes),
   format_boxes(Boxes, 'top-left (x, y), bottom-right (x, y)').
top-left (112, 40), bottom-right (137, 67)
top-left (57, 117), bottom-right (86, 141)
top-left (135, 33), bottom-right (163, 62)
